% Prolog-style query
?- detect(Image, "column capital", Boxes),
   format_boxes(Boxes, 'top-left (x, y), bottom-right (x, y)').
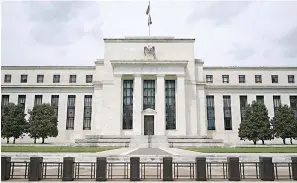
top-left (176, 74), bottom-right (185, 77)
top-left (156, 74), bottom-right (165, 77)
top-left (134, 74), bottom-right (142, 77)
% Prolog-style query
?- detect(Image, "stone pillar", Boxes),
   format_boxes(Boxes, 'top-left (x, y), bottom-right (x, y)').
top-left (176, 74), bottom-right (186, 135)
top-left (62, 157), bottom-right (75, 181)
top-left (1, 157), bottom-right (11, 181)
top-left (156, 74), bottom-right (165, 135)
top-left (198, 88), bottom-right (207, 137)
top-left (130, 157), bottom-right (140, 181)
top-left (195, 157), bottom-right (206, 181)
top-left (112, 74), bottom-right (122, 135)
top-left (28, 157), bottom-right (43, 181)
top-left (96, 157), bottom-right (107, 181)
top-left (292, 157), bottom-right (297, 180)
top-left (259, 157), bottom-right (275, 181)
top-left (133, 75), bottom-right (142, 135)
top-left (227, 157), bottom-right (240, 181)
top-left (163, 157), bottom-right (173, 181)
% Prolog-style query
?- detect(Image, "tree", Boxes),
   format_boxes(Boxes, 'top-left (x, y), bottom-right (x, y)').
top-left (27, 103), bottom-right (58, 144)
top-left (238, 101), bottom-right (272, 145)
top-left (272, 104), bottom-right (297, 144)
top-left (1, 103), bottom-right (27, 143)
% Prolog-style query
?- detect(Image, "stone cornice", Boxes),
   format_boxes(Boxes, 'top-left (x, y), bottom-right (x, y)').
top-left (205, 84), bottom-right (297, 90)
top-left (110, 60), bottom-right (188, 67)
top-left (104, 37), bottom-right (195, 43)
top-left (1, 66), bottom-right (95, 70)
top-left (94, 59), bottom-right (104, 65)
top-left (1, 85), bottom-right (94, 88)
top-left (203, 66), bottom-right (297, 70)
top-left (195, 59), bottom-right (204, 65)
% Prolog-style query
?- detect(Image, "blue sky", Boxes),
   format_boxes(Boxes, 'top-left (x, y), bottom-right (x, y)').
top-left (1, 1), bottom-right (297, 66)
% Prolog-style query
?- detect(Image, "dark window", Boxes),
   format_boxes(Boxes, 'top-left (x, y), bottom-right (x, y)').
top-left (206, 95), bottom-right (215, 130)
top-left (166, 80), bottom-right (176, 130)
top-left (34, 95), bottom-right (43, 106)
top-left (239, 75), bottom-right (246, 83)
top-left (143, 80), bottom-right (155, 110)
top-left (273, 95), bottom-right (281, 116)
top-left (51, 95), bottom-right (59, 117)
top-left (1, 95), bottom-right (9, 115)
top-left (37, 75), bottom-right (44, 83)
top-left (123, 80), bottom-right (133, 130)
top-left (21, 75), bottom-right (27, 83)
top-left (206, 75), bottom-right (213, 83)
top-left (271, 75), bottom-right (278, 83)
top-left (53, 75), bottom-right (60, 83)
top-left (4, 75), bottom-right (11, 83)
top-left (223, 95), bottom-right (232, 130)
top-left (288, 75), bottom-right (295, 83)
top-left (255, 75), bottom-right (262, 83)
top-left (222, 75), bottom-right (229, 83)
top-left (240, 96), bottom-right (248, 122)
top-left (66, 95), bottom-right (76, 130)
top-left (69, 75), bottom-right (76, 83)
top-left (86, 75), bottom-right (93, 83)
top-left (18, 95), bottom-right (26, 113)
top-left (83, 95), bottom-right (92, 130)
top-left (256, 95), bottom-right (264, 103)
top-left (290, 96), bottom-right (297, 117)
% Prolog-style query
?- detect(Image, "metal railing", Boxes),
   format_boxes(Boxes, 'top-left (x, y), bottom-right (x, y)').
top-left (5, 160), bottom-right (296, 181)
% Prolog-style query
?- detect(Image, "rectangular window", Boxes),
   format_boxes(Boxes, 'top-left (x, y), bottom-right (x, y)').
top-left (4, 74), bottom-right (11, 83)
top-left (271, 75), bottom-right (278, 83)
top-left (69, 75), bottom-right (76, 83)
top-left (222, 75), bottom-right (229, 83)
top-left (66, 95), bottom-right (76, 130)
top-left (288, 75), bottom-right (295, 83)
top-left (255, 75), bottom-right (262, 83)
top-left (1, 95), bottom-right (9, 115)
top-left (86, 75), bottom-right (93, 83)
top-left (123, 80), bottom-right (133, 129)
top-left (21, 75), bottom-right (28, 83)
top-left (83, 95), bottom-right (92, 130)
top-left (206, 95), bottom-right (215, 130)
top-left (51, 95), bottom-right (59, 117)
top-left (143, 80), bottom-right (155, 110)
top-left (223, 95), bottom-right (232, 130)
top-left (34, 95), bottom-right (43, 106)
top-left (18, 95), bottom-right (26, 113)
top-left (239, 75), bottom-right (246, 83)
top-left (37, 75), bottom-right (44, 83)
top-left (166, 80), bottom-right (176, 130)
top-left (240, 96), bottom-right (248, 122)
top-left (273, 95), bottom-right (281, 115)
top-left (206, 75), bottom-right (213, 83)
top-left (53, 75), bottom-right (60, 83)
top-left (256, 95), bottom-right (264, 103)
top-left (290, 96), bottom-right (297, 117)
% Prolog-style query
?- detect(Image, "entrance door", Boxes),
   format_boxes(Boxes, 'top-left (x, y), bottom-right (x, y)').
top-left (144, 115), bottom-right (154, 135)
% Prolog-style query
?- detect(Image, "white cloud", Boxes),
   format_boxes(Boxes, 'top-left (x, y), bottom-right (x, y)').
top-left (1, 1), bottom-right (297, 66)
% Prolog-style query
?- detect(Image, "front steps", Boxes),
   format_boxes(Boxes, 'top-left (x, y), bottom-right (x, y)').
top-left (167, 136), bottom-right (228, 147)
top-left (75, 135), bottom-right (131, 147)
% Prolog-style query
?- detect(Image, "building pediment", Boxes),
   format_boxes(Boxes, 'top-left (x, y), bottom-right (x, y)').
top-left (110, 60), bottom-right (188, 67)
top-left (142, 108), bottom-right (157, 115)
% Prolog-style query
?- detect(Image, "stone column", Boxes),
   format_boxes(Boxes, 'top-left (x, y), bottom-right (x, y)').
top-left (133, 75), bottom-right (142, 135)
top-left (156, 74), bottom-right (166, 135)
top-left (176, 74), bottom-right (187, 135)
top-left (198, 88), bottom-right (207, 137)
top-left (112, 74), bottom-right (122, 135)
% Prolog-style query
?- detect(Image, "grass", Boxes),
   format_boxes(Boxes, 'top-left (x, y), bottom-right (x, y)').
top-left (184, 147), bottom-right (297, 153)
top-left (1, 146), bottom-right (117, 153)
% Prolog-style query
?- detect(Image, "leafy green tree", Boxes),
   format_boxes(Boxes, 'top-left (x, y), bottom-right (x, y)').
top-left (27, 103), bottom-right (58, 144)
top-left (272, 104), bottom-right (297, 144)
top-left (1, 103), bottom-right (27, 143)
top-left (238, 101), bottom-right (272, 145)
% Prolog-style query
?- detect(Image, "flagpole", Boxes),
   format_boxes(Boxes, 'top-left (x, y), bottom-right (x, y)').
top-left (149, 1), bottom-right (151, 37)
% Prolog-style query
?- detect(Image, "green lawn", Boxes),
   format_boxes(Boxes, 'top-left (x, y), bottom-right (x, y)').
top-left (1, 146), bottom-right (117, 152)
top-left (184, 147), bottom-right (297, 153)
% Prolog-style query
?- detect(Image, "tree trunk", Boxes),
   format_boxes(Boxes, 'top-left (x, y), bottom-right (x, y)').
top-left (290, 138), bottom-right (293, 145)
top-left (6, 138), bottom-right (9, 144)
top-left (42, 138), bottom-right (45, 144)
top-left (13, 138), bottom-right (16, 144)
top-left (34, 137), bottom-right (36, 144)
top-left (261, 140), bottom-right (264, 145)
top-left (282, 138), bottom-right (286, 144)
top-left (253, 140), bottom-right (257, 145)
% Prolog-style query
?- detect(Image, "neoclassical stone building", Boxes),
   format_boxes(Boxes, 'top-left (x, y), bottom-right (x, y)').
top-left (1, 37), bottom-right (297, 144)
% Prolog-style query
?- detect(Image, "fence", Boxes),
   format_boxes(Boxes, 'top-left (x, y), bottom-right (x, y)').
top-left (1, 156), bottom-right (297, 181)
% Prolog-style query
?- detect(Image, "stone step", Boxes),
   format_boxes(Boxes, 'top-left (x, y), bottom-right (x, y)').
top-left (168, 139), bottom-right (224, 143)
top-left (75, 139), bottom-right (130, 143)
top-left (85, 135), bottom-right (131, 139)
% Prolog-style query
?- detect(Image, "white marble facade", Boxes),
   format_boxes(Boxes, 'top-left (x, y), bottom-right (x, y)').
top-left (1, 37), bottom-right (297, 144)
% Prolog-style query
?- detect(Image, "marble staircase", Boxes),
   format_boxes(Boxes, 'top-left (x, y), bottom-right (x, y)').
top-left (75, 135), bottom-right (131, 147)
top-left (167, 136), bottom-right (228, 147)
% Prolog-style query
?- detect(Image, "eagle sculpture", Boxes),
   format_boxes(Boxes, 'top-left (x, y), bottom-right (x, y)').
top-left (144, 46), bottom-right (156, 59)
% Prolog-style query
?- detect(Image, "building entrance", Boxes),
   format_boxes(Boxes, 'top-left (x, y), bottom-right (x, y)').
top-left (144, 115), bottom-right (154, 135)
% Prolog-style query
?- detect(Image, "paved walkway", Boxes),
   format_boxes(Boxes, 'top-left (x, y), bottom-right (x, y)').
top-left (128, 148), bottom-right (171, 155)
